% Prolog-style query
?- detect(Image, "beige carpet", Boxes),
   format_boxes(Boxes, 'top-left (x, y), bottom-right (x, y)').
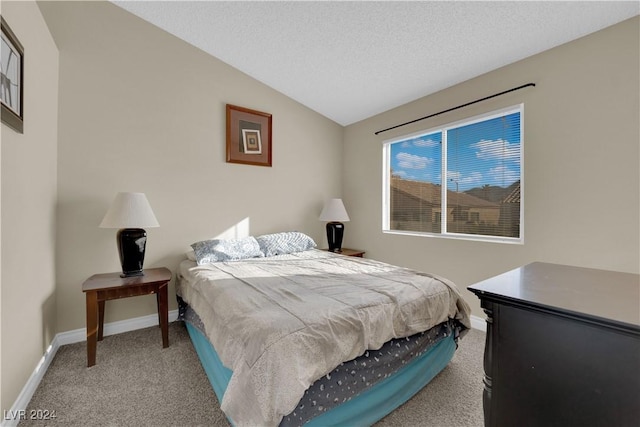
top-left (19, 322), bottom-right (484, 426)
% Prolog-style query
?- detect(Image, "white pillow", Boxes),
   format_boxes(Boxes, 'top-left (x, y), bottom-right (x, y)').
top-left (190, 236), bottom-right (264, 265)
top-left (255, 232), bottom-right (317, 257)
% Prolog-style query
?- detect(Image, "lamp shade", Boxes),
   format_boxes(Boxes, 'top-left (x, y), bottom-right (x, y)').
top-left (319, 198), bottom-right (350, 222)
top-left (99, 192), bottom-right (159, 229)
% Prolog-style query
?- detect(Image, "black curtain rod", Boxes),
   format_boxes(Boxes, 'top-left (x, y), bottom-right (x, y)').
top-left (374, 82), bottom-right (535, 135)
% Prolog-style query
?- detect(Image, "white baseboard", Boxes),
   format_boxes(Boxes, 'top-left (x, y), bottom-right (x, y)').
top-left (1, 337), bottom-right (61, 427)
top-left (1, 310), bottom-right (179, 427)
top-left (56, 309), bottom-right (180, 346)
top-left (470, 314), bottom-right (487, 332)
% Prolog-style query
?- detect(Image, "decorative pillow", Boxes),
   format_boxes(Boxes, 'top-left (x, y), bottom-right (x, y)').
top-left (255, 232), bottom-right (317, 257)
top-left (190, 236), bottom-right (264, 265)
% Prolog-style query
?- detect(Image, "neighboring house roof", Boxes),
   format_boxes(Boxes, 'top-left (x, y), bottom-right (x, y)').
top-left (390, 177), bottom-right (499, 208)
top-left (502, 180), bottom-right (521, 204)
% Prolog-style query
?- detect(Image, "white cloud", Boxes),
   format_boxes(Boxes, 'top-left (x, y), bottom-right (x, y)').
top-left (448, 170), bottom-right (483, 187)
top-left (396, 152), bottom-right (433, 170)
top-left (489, 165), bottom-right (519, 183)
top-left (447, 171), bottom-right (461, 181)
top-left (460, 171), bottom-right (483, 185)
top-left (413, 137), bottom-right (439, 148)
top-left (473, 139), bottom-right (520, 163)
top-left (399, 137), bottom-right (439, 149)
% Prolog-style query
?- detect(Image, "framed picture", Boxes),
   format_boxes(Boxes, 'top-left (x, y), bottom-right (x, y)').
top-left (226, 104), bottom-right (272, 167)
top-left (242, 129), bottom-right (262, 154)
top-left (1, 17), bottom-right (24, 133)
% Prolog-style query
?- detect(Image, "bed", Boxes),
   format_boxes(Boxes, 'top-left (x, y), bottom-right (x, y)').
top-left (176, 232), bottom-right (471, 427)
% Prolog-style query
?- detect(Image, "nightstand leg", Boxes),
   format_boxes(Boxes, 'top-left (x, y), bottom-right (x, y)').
top-left (86, 291), bottom-right (98, 367)
top-left (157, 283), bottom-right (169, 348)
top-left (97, 300), bottom-right (105, 341)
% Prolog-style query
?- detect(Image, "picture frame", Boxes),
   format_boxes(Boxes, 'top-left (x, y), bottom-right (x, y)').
top-left (242, 129), bottom-right (262, 154)
top-left (226, 104), bottom-right (272, 167)
top-left (1, 17), bottom-right (24, 133)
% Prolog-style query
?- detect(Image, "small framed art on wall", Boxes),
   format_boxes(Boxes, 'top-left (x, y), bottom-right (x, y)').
top-left (226, 104), bottom-right (272, 167)
top-left (1, 17), bottom-right (24, 133)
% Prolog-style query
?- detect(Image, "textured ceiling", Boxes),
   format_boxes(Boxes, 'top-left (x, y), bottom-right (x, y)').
top-left (113, 1), bottom-right (639, 125)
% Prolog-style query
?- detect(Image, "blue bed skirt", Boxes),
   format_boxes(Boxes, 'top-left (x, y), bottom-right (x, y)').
top-left (185, 322), bottom-right (456, 426)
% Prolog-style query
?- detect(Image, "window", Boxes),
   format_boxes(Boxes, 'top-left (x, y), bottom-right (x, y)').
top-left (383, 105), bottom-right (523, 243)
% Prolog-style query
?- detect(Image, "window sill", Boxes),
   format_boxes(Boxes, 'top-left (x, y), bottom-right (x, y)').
top-left (383, 229), bottom-right (524, 245)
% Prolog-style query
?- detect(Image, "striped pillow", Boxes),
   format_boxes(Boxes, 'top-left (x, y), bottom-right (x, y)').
top-left (255, 232), bottom-right (317, 257)
top-left (191, 236), bottom-right (264, 265)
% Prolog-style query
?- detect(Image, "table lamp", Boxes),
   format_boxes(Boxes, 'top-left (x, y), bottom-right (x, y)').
top-left (319, 198), bottom-right (350, 252)
top-left (99, 192), bottom-right (159, 277)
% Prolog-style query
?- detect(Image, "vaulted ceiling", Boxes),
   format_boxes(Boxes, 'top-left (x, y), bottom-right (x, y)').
top-left (113, 1), bottom-right (639, 125)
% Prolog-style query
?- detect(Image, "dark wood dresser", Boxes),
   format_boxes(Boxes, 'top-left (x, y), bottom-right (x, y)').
top-left (468, 262), bottom-right (640, 427)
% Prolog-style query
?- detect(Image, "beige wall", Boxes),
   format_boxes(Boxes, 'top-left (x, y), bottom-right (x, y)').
top-left (1, 0), bottom-right (59, 413)
top-left (343, 17), bottom-right (640, 317)
top-left (37, 1), bottom-right (344, 334)
top-left (2, 0), bottom-right (637, 413)
top-left (0, 54), bottom-right (2, 413)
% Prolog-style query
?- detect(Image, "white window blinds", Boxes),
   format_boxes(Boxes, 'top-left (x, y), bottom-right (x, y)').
top-left (384, 105), bottom-right (523, 243)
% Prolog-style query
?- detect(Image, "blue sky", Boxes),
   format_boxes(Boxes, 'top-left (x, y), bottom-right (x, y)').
top-left (390, 112), bottom-right (521, 192)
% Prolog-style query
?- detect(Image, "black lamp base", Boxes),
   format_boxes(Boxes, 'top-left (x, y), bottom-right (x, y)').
top-left (117, 228), bottom-right (147, 277)
top-left (326, 222), bottom-right (345, 252)
top-left (120, 270), bottom-right (144, 278)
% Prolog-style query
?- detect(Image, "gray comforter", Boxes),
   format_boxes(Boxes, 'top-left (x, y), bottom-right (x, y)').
top-left (177, 249), bottom-right (471, 426)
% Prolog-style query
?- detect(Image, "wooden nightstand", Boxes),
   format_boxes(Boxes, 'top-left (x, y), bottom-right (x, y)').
top-left (322, 248), bottom-right (365, 257)
top-left (82, 267), bottom-right (172, 367)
